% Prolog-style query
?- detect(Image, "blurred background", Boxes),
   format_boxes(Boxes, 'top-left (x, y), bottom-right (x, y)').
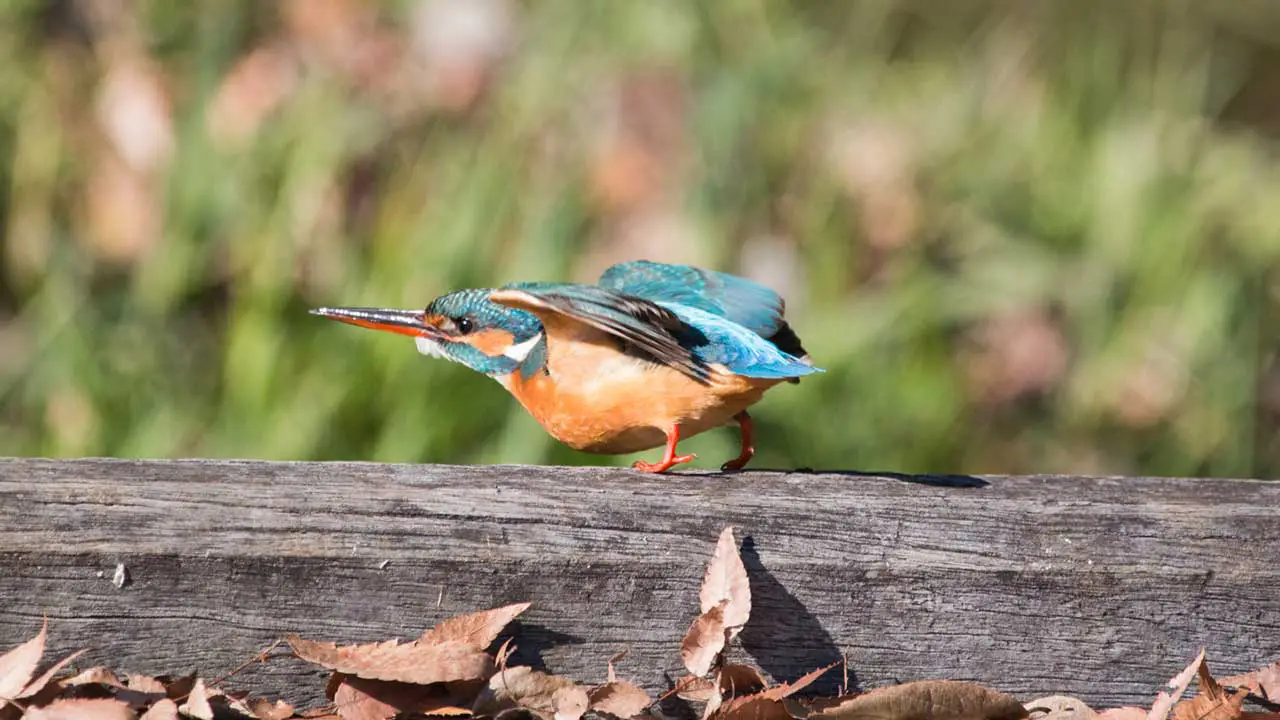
top-left (1, 0), bottom-right (1278, 477)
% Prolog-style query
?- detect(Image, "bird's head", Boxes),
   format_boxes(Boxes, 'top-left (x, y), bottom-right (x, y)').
top-left (311, 289), bottom-right (546, 377)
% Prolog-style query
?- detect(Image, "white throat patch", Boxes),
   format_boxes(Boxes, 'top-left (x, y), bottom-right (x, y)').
top-left (414, 336), bottom-right (452, 361)
top-left (503, 333), bottom-right (543, 362)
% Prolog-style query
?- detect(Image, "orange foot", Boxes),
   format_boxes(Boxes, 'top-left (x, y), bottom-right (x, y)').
top-left (632, 423), bottom-right (697, 473)
top-left (633, 453), bottom-right (697, 473)
top-left (720, 410), bottom-right (755, 472)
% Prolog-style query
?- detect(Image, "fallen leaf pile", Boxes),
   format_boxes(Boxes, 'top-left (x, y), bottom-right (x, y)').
top-left (2, 526), bottom-right (1278, 720)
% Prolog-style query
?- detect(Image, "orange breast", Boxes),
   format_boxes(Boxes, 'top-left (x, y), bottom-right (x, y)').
top-left (497, 333), bottom-right (782, 454)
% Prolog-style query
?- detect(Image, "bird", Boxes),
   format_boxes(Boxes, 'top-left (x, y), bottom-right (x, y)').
top-left (310, 260), bottom-right (821, 473)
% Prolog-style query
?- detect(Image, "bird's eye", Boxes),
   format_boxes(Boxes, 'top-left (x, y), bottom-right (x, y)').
top-left (456, 317), bottom-right (474, 334)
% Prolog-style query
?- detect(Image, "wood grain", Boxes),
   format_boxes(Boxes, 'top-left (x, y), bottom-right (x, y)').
top-left (0, 458), bottom-right (1277, 711)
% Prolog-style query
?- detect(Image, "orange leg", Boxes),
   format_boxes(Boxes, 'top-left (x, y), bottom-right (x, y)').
top-left (720, 411), bottom-right (755, 472)
top-left (632, 424), bottom-right (697, 473)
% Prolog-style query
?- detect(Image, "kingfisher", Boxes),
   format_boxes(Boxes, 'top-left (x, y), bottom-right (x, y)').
top-left (311, 260), bottom-right (821, 473)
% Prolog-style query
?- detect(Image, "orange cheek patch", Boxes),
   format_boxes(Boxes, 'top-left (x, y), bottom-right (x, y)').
top-left (464, 328), bottom-right (516, 356)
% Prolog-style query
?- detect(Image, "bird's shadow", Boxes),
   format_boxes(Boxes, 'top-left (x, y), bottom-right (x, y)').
top-left (705, 467), bottom-right (989, 489)
top-left (735, 535), bottom-right (855, 697)
top-left (806, 468), bottom-right (988, 489)
top-left (504, 621), bottom-right (586, 672)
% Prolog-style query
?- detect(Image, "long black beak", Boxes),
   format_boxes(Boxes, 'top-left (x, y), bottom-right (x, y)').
top-left (310, 307), bottom-right (434, 337)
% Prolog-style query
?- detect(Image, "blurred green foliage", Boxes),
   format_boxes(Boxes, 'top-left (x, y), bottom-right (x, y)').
top-left (1, 0), bottom-right (1278, 477)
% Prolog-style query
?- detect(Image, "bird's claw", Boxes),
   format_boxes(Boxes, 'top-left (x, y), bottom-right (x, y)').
top-left (632, 453), bottom-right (696, 473)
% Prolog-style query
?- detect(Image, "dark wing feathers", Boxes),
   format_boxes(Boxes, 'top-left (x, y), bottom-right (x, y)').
top-left (760, 321), bottom-right (808, 361)
top-left (491, 282), bottom-right (712, 383)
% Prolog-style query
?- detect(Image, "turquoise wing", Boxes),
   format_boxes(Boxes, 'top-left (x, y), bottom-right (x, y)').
top-left (598, 260), bottom-right (787, 339)
top-left (661, 303), bottom-right (821, 380)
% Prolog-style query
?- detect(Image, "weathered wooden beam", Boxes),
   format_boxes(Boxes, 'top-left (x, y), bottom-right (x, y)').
top-left (0, 458), bottom-right (1277, 711)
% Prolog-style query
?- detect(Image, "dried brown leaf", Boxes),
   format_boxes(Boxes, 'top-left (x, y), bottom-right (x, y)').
top-left (66, 667), bottom-right (123, 687)
top-left (1223, 662), bottom-right (1280, 702)
top-left (333, 674), bottom-right (475, 720)
top-left (126, 675), bottom-right (166, 695)
top-left (553, 685), bottom-right (590, 720)
top-left (704, 685), bottom-right (725, 720)
top-left (334, 678), bottom-right (402, 720)
top-left (0, 618), bottom-right (46, 708)
top-left (180, 678), bottom-right (215, 720)
top-left (288, 635), bottom-right (495, 684)
top-left (139, 699), bottom-right (179, 720)
top-left (18, 648), bottom-right (88, 699)
top-left (1195, 658), bottom-right (1229, 701)
top-left (589, 681), bottom-right (652, 719)
top-left (587, 650), bottom-right (649, 719)
top-left (1149, 650), bottom-right (1208, 720)
top-left (496, 639), bottom-right (517, 671)
top-left (249, 697), bottom-right (298, 720)
top-left (719, 665), bottom-right (768, 698)
top-left (425, 706), bottom-right (476, 716)
top-left (806, 680), bottom-right (1027, 720)
top-left (759, 664), bottom-right (838, 701)
top-left (682, 601), bottom-right (728, 677)
top-left (212, 692), bottom-right (277, 719)
top-left (1025, 696), bottom-right (1097, 720)
top-left (1172, 657), bottom-right (1245, 720)
top-left (1096, 709), bottom-right (1148, 720)
top-left (606, 650), bottom-right (630, 684)
top-left (1171, 693), bottom-right (1245, 720)
top-left (25, 697), bottom-right (135, 720)
top-left (446, 679), bottom-right (489, 705)
top-left (423, 603), bottom-right (532, 652)
top-left (475, 666), bottom-right (589, 720)
top-left (700, 528), bottom-right (751, 636)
